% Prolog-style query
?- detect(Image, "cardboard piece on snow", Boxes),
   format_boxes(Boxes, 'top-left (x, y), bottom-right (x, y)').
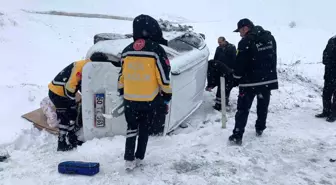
top-left (21, 92), bottom-right (81, 135)
top-left (21, 108), bottom-right (59, 135)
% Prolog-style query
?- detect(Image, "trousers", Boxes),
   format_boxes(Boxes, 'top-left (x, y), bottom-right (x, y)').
top-left (48, 90), bottom-right (77, 140)
top-left (207, 60), bottom-right (235, 105)
top-left (215, 76), bottom-right (235, 105)
top-left (322, 81), bottom-right (336, 116)
top-left (124, 105), bottom-right (155, 161)
top-left (233, 88), bottom-right (271, 137)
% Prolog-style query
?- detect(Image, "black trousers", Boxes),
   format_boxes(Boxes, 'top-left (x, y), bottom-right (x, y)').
top-left (148, 104), bottom-right (166, 136)
top-left (74, 102), bottom-right (83, 133)
top-left (233, 88), bottom-right (271, 137)
top-left (215, 76), bottom-right (234, 105)
top-left (322, 81), bottom-right (336, 116)
top-left (207, 60), bottom-right (234, 105)
top-left (124, 105), bottom-right (155, 161)
top-left (48, 90), bottom-right (77, 140)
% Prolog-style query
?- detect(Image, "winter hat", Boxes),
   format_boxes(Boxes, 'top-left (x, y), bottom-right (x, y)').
top-left (233, 18), bottom-right (254, 32)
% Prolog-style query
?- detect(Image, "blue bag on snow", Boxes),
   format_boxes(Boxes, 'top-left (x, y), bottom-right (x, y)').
top-left (58, 161), bottom-right (100, 176)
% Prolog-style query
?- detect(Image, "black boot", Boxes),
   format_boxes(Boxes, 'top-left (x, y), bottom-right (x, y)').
top-left (326, 116), bottom-right (336, 122)
top-left (228, 134), bottom-right (242, 145)
top-left (57, 136), bottom-right (74, 151)
top-left (315, 111), bottom-right (329, 118)
top-left (256, 129), bottom-right (263, 137)
top-left (327, 100), bottom-right (336, 122)
top-left (68, 132), bottom-right (84, 147)
top-left (213, 103), bottom-right (221, 111)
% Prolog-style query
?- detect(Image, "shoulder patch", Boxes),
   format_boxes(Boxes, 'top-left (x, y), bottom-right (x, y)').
top-left (165, 58), bottom-right (170, 66)
top-left (76, 72), bottom-right (82, 78)
top-left (133, 39), bottom-right (146, 51)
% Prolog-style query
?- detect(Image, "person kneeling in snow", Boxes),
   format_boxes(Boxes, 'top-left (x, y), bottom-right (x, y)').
top-left (48, 52), bottom-right (111, 151)
top-left (40, 95), bottom-right (83, 132)
top-left (206, 36), bottom-right (237, 111)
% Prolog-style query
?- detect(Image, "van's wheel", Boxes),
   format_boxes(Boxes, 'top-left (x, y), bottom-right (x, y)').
top-left (93, 33), bottom-right (133, 44)
top-left (93, 33), bottom-right (125, 44)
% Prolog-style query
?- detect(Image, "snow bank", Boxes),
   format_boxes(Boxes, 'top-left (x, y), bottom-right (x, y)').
top-left (0, 11), bottom-right (132, 145)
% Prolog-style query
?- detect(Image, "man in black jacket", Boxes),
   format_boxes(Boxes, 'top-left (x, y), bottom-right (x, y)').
top-left (229, 18), bottom-right (278, 145)
top-left (315, 35), bottom-right (336, 122)
top-left (206, 37), bottom-right (236, 110)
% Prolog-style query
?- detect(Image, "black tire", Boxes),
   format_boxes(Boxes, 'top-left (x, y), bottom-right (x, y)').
top-left (93, 33), bottom-right (133, 44)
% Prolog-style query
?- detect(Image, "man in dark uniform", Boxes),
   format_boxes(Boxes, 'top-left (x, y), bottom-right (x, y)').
top-left (48, 52), bottom-right (111, 151)
top-left (206, 36), bottom-right (237, 110)
top-left (118, 14), bottom-right (172, 170)
top-left (229, 18), bottom-right (278, 145)
top-left (315, 35), bottom-right (336, 122)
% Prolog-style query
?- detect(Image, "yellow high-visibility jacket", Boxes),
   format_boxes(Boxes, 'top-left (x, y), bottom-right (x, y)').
top-left (118, 38), bottom-right (172, 102)
top-left (48, 59), bottom-right (90, 100)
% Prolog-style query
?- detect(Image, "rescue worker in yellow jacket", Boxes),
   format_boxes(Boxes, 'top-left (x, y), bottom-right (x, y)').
top-left (48, 52), bottom-right (110, 151)
top-left (118, 14), bottom-right (172, 170)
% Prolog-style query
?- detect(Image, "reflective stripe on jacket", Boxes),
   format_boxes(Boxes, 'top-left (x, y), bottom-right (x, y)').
top-left (48, 59), bottom-right (90, 99)
top-left (118, 39), bottom-right (172, 102)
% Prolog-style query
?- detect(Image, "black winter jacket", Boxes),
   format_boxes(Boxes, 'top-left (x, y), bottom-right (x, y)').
top-left (322, 35), bottom-right (336, 82)
top-left (233, 25), bottom-right (278, 91)
top-left (214, 42), bottom-right (237, 69)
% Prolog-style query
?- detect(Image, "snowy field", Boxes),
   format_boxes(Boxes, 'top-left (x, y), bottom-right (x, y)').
top-left (1, 0), bottom-right (336, 184)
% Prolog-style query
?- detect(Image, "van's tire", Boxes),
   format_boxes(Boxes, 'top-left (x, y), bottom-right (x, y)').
top-left (93, 33), bottom-right (133, 44)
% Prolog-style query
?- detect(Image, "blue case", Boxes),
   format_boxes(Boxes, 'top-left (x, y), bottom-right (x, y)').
top-left (58, 161), bottom-right (100, 176)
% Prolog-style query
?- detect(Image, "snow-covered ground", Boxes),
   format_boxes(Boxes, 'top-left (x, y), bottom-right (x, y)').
top-left (1, 0), bottom-right (336, 184)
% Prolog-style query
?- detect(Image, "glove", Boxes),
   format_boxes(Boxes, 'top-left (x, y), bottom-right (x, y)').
top-left (118, 88), bottom-right (124, 96)
top-left (205, 86), bottom-right (214, 92)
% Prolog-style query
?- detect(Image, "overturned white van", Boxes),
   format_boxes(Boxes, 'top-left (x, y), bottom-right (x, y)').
top-left (81, 31), bottom-right (210, 141)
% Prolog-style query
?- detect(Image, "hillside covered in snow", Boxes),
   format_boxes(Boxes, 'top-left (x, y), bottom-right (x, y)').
top-left (0, 0), bottom-right (336, 184)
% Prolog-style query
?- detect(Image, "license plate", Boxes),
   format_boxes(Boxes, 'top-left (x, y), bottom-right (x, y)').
top-left (94, 93), bottom-right (105, 127)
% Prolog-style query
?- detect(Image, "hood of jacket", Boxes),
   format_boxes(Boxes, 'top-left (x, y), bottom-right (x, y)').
top-left (247, 25), bottom-right (272, 44)
top-left (132, 14), bottom-right (168, 46)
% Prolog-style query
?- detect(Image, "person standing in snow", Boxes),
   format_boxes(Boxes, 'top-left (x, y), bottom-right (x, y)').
top-left (206, 36), bottom-right (237, 110)
top-left (48, 52), bottom-right (111, 151)
top-left (118, 14), bottom-right (172, 170)
top-left (229, 18), bottom-right (278, 145)
top-left (315, 35), bottom-right (336, 122)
